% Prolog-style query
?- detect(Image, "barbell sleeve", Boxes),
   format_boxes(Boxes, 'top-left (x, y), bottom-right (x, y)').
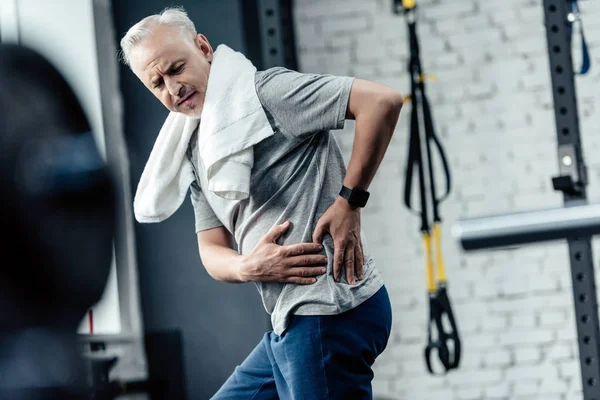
top-left (452, 203), bottom-right (600, 251)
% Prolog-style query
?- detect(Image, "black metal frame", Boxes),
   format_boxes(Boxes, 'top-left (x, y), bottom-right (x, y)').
top-left (544, 1), bottom-right (600, 397)
top-left (256, 0), bottom-right (298, 70)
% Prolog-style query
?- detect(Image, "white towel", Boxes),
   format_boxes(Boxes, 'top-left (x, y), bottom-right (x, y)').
top-left (133, 44), bottom-right (273, 223)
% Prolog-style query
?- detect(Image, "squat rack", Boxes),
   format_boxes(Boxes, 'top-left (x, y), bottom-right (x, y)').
top-left (453, 1), bottom-right (599, 398)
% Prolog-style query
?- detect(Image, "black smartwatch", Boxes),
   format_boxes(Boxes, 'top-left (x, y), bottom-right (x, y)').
top-left (339, 185), bottom-right (370, 208)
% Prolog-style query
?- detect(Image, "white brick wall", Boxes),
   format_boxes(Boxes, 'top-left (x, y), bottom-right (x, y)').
top-left (293, 0), bottom-right (600, 399)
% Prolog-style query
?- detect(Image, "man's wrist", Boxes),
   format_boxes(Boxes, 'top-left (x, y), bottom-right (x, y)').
top-left (336, 195), bottom-right (360, 211)
top-left (236, 254), bottom-right (252, 283)
top-left (339, 185), bottom-right (370, 208)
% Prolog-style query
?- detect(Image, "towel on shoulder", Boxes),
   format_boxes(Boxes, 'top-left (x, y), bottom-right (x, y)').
top-left (133, 44), bottom-right (273, 223)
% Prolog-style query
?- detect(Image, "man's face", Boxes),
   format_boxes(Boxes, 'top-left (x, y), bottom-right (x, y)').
top-left (130, 24), bottom-right (213, 118)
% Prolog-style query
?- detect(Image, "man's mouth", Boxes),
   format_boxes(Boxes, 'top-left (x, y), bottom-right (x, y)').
top-left (177, 91), bottom-right (196, 106)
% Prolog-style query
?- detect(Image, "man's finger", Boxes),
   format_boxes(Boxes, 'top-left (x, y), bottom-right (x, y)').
top-left (285, 242), bottom-right (324, 256)
top-left (266, 220), bottom-right (291, 243)
top-left (355, 244), bottom-right (364, 281)
top-left (345, 243), bottom-right (355, 285)
top-left (333, 240), bottom-right (345, 282)
top-left (312, 222), bottom-right (327, 244)
top-left (288, 266), bottom-right (327, 277)
top-left (287, 255), bottom-right (328, 267)
top-left (286, 277), bottom-right (318, 285)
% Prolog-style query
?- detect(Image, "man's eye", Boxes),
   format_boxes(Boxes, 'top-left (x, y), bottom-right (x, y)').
top-left (172, 64), bottom-right (184, 74)
top-left (152, 80), bottom-right (163, 89)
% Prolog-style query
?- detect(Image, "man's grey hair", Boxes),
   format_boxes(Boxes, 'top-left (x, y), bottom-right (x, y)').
top-left (119, 6), bottom-right (197, 66)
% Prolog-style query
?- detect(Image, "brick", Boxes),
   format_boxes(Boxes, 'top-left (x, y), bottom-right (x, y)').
top-left (298, 53), bottom-right (329, 74)
top-left (515, 36), bottom-right (547, 56)
top-left (559, 360), bottom-right (581, 380)
top-left (466, 82), bottom-right (497, 100)
top-left (295, 22), bottom-right (327, 52)
top-left (350, 64), bottom-right (379, 79)
top-left (520, 70), bottom-right (550, 91)
top-left (556, 325), bottom-right (578, 341)
top-left (391, 342), bottom-right (426, 361)
top-left (459, 351), bottom-right (483, 370)
top-left (455, 386), bottom-right (483, 400)
top-left (446, 29), bottom-right (504, 53)
top-left (569, 371), bottom-right (582, 392)
top-left (518, 5), bottom-right (545, 24)
top-left (512, 193), bottom-right (563, 211)
top-left (514, 346), bottom-right (542, 364)
top-left (481, 315), bottom-right (509, 332)
top-left (354, 33), bottom-right (389, 63)
top-left (324, 50), bottom-right (353, 76)
top-left (498, 277), bottom-right (530, 297)
top-left (488, 8), bottom-right (521, 27)
top-left (372, 378), bottom-right (395, 399)
top-left (408, 387), bottom-right (454, 400)
top-left (296, 1), bottom-right (377, 20)
top-left (326, 34), bottom-right (353, 51)
top-left (497, 328), bottom-right (554, 346)
top-left (483, 349), bottom-right (512, 367)
top-left (539, 310), bottom-right (568, 327)
top-left (373, 360), bottom-right (400, 378)
top-left (433, 52), bottom-right (464, 70)
top-left (477, 58), bottom-right (529, 91)
top-left (544, 343), bottom-right (574, 364)
top-left (421, 1), bottom-right (476, 20)
top-left (511, 314), bottom-right (537, 329)
top-left (507, 364), bottom-right (560, 382)
top-left (530, 396), bottom-right (563, 400)
top-left (485, 382), bottom-right (511, 399)
top-left (401, 357), bottom-right (433, 377)
top-left (539, 378), bottom-right (569, 394)
top-left (321, 12), bottom-right (371, 36)
top-left (565, 391), bottom-right (584, 400)
top-left (513, 381), bottom-right (539, 396)
top-left (447, 369), bottom-right (503, 387)
top-left (477, 0), bottom-right (520, 13)
top-left (378, 61), bottom-right (406, 78)
top-left (502, 23), bottom-right (545, 42)
top-left (529, 274), bottom-right (560, 293)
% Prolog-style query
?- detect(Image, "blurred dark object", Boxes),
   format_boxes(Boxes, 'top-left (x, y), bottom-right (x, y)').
top-left (143, 329), bottom-right (187, 400)
top-left (0, 44), bottom-right (116, 399)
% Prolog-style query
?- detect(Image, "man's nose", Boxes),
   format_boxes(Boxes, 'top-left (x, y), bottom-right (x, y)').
top-left (165, 78), bottom-right (182, 99)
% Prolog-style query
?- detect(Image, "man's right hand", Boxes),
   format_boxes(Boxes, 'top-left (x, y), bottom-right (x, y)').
top-left (239, 221), bottom-right (328, 284)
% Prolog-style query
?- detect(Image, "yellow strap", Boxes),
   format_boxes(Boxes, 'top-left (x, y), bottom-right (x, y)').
top-left (423, 233), bottom-right (436, 292)
top-left (419, 73), bottom-right (438, 83)
top-left (402, 0), bottom-right (416, 9)
top-left (433, 223), bottom-right (447, 283)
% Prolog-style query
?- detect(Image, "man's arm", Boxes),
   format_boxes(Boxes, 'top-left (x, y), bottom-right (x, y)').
top-left (197, 227), bottom-right (245, 283)
top-left (344, 78), bottom-right (403, 191)
top-left (313, 79), bottom-right (403, 284)
top-left (197, 222), bottom-right (328, 284)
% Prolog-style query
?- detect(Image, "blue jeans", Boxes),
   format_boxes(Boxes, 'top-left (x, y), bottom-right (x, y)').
top-left (212, 285), bottom-right (393, 400)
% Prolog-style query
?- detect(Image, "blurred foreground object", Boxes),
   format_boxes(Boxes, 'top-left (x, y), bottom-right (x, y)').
top-left (0, 44), bottom-right (116, 399)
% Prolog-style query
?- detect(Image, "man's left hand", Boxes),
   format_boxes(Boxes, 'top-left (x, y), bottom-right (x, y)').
top-left (312, 196), bottom-right (364, 285)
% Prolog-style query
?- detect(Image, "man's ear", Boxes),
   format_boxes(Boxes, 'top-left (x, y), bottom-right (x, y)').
top-left (195, 34), bottom-right (213, 62)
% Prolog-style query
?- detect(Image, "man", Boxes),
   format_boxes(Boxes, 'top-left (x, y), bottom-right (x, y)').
top-left (120, 6), bottom-right (403, 399)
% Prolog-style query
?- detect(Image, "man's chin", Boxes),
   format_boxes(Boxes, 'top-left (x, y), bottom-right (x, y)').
top-left (177, 105), bottom-right (203, 119)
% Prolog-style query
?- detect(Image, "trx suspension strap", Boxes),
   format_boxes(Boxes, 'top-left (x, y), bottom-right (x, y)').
top-left (567, 0), bottom-right (591, 75)
top-left (397, 0), bottom-right (461, 375)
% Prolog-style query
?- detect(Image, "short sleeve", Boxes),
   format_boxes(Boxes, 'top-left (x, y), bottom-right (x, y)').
top-left (255, 67), bottom-right (354, 141)
top-left (189, 179), bottom-right (224, 233)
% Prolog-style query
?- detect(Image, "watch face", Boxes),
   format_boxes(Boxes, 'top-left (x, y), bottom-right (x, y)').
top-left (349, 189), bottom-right (370, 206)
